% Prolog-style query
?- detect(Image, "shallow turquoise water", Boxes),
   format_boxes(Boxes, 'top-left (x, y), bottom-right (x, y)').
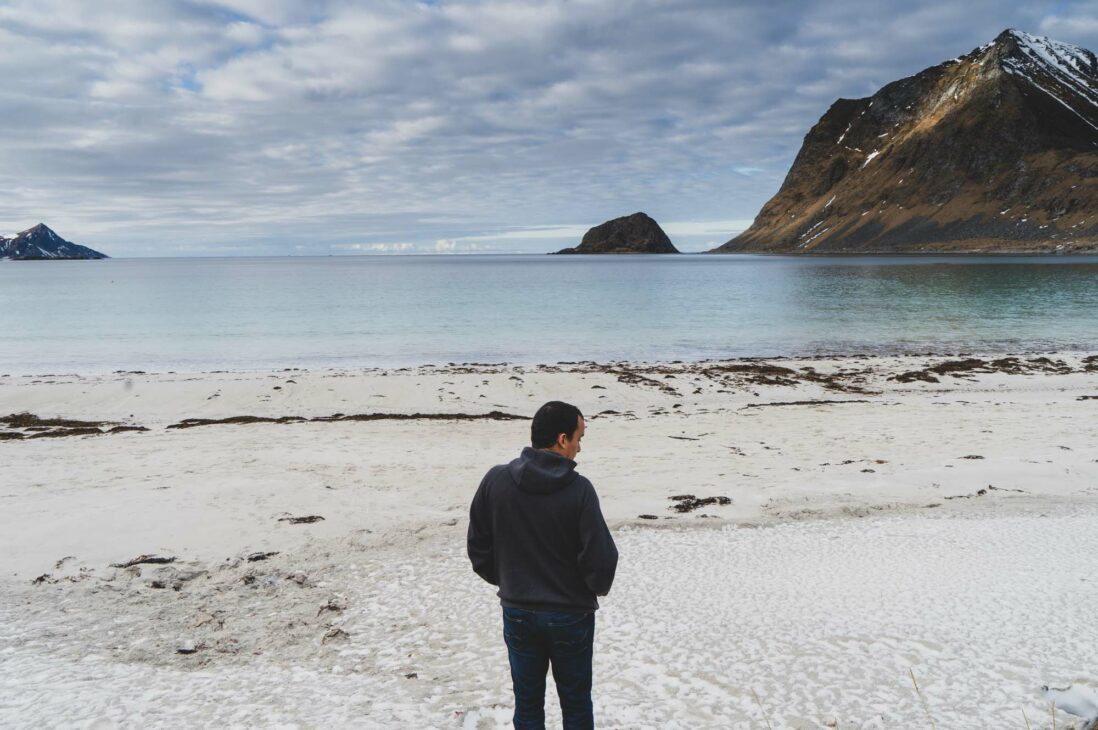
top-left (2, 254), bottom-right (1097, 374)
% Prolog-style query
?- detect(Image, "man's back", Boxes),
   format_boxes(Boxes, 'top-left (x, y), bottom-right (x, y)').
top-left (468, 447), bottom-right (618, 612)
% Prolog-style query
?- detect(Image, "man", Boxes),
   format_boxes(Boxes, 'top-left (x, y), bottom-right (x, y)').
top-left (468, 400), bottom-right (619, 730)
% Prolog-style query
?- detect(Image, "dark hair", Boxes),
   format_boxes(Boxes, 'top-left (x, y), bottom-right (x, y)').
top-left (531, 401), bottom-right (583, 448)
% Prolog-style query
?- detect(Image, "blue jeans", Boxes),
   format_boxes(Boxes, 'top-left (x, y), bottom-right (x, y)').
top-left (502, 607), bottom-right (595, 729)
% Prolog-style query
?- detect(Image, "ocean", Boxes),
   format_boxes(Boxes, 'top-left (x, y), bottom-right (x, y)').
top-left (2, 253), bottom-right (1098, 375)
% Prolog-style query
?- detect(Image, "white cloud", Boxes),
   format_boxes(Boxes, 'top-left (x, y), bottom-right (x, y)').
top-left (1039, 10), bottom-right (1098, 39)
top-left (454, 225), bottom-right (590, 242)
top-left (364, 116), bottom-right (448, 150)
top-left (333, 242), bottom-right (416, 253)
top-left (663, 220), bottom-right (755, 237)
top-left (224, 21), bottom-right (269, 47)
top-left (0, 0), bottom-right (1088, 255)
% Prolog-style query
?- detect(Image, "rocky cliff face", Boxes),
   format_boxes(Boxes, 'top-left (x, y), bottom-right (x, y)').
top-left (711, 29), bottom-right (1098, 254)
top-left (0, 224), bottom-right (108, 260)
top-left (556, 212), bottom-right (679, 254)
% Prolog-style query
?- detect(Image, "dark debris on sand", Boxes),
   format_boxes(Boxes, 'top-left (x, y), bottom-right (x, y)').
top-left (278, 515), bottom-right (325, 525)
top-left (167, 410), bottom-right (526, 430)
top-left (110, 554), bottom-right (178, 568)
top-left (740, 399), bottom-right (871, 410)
top-left (583, 361), bottom-right (879, 395)
top-left (0, 412), bottom-right (148, 440)
top-left (669, 494), bottom-right (732, 513)
top-left (890, 356), bottom-right (1075, 384)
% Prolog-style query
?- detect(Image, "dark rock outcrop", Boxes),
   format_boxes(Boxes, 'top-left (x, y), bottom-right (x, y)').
top-left (710, 29), bottom-right (1098, 254)
top-left (0, 224), bottom-right (108, 260)
top-left (556, 212), bottom-right (679, 254)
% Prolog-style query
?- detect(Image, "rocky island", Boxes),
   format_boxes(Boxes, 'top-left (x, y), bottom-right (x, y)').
top-left (0, 224), bottom-right (108, 260)
top-left (555, 212), bottom-right (679, 254)
top-left (710, 29), bottom-right (1098, 254)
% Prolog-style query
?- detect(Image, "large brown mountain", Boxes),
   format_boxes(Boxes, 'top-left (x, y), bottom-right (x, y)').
top-left (710, 29), bottom-right (1098, 254)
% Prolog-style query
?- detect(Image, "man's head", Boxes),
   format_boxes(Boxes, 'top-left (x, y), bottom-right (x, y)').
top-left (531, 401), bottom-right (585, 461)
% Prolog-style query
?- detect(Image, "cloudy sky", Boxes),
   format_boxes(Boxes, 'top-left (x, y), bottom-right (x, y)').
top-left (1, 0), bottom-right (1096, 256)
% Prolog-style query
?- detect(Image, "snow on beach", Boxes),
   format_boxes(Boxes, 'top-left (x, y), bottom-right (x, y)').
top-left (2, 353), bottom-right (1098, 728)
top-left (3, 506), bottom-right (1097, 728)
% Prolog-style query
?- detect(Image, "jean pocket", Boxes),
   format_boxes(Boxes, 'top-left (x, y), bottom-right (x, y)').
top-left (503, 612), bottom-right (536, 654)
top-left (503, 607), bottom-right (532, 624)
top-left (544, 611), bottom-right (590, 628)
top-left (547, 612), bottom-right (592, 654)
top-left (549, 623), bottom-right (591, 654)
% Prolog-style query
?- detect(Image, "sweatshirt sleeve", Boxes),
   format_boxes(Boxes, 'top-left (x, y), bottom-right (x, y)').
top-left (467, 468), bottom-right (498, 586)
top-left (577, 481), bottom-right (618, 596)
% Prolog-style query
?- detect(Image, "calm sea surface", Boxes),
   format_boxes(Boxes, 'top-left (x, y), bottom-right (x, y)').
top-left (2, 254), bottom-right (1098, 375)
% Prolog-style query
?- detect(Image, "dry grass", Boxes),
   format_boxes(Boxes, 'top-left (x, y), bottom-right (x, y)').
top-left (909, 668), bottom-right (938, 730)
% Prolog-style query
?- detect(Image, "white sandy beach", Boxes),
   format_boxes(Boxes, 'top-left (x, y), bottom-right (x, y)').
top-left (2, 353), bottom-right (1097, 728)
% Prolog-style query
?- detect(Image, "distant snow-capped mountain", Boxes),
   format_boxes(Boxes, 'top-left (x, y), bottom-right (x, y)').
top-left (711, 29), bottom-right (1098, 254)
top-left (0, 224), bottom-right (108, 260)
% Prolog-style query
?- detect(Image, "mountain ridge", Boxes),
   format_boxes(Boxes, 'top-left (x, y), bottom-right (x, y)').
top-left (709, 29), bottom-right (1098, 254)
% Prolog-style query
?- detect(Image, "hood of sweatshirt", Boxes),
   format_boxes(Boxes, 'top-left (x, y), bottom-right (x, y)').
top-left (508, 446), bottom-right (579, 495)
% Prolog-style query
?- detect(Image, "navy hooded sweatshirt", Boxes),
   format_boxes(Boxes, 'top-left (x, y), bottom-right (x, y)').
top-left (467, 446), bottom-right (618, 612)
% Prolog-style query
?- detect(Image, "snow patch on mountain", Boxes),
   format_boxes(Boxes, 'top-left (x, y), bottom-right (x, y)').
top-left (997, 29), bottom-right (1098, 134)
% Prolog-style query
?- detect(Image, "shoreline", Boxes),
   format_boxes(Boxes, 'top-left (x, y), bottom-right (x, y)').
top-left (3, 345), bottom-right (1097, 382)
